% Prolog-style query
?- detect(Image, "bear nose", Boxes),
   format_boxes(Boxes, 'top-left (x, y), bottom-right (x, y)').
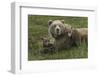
top-left (56, 28), bottom-right (59, 31)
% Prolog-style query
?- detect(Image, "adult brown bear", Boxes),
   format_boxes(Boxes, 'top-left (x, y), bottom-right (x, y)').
top-left (48, 20), bottom-right (72, 51)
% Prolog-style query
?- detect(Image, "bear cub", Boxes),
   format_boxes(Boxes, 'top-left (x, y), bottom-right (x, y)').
top-left (41, 37), bottom-right (55, 54)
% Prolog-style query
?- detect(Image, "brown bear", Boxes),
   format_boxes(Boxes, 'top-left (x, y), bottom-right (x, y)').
top-left (68, 28), bottom-right (88, 46)
top-left (41, 37), bottom-right (55, 53)
top-left (48, 20), bottom-right (72, 51)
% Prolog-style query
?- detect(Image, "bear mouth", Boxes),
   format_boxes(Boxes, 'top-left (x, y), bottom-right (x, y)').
top-left (55, 31), bottom-right (61, 36)
top-left (55, 29), bottom-right (61, 36)
top-left (56, 31), bottom-right (61, 36)
top-left (51, 31), bottom-right (63, 38)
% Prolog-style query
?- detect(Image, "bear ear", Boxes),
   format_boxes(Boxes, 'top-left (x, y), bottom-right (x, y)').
top-left (61, 20), bottom-right (64, 24)
top-left (48, 20), bottom-right (53, 26)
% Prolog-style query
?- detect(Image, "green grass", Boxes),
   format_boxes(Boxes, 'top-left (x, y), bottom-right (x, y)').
top-left (28, 15), bottom-right (88, 61)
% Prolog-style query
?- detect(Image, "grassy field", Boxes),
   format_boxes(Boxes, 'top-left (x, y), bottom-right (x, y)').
top-left (28, 15), bottom-right (88, 61)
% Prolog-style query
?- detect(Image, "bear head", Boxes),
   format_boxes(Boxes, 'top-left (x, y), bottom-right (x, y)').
top-left (48, 20), bottom-right (66, 38)
top-left (41, 37), bottom-right (50, 47)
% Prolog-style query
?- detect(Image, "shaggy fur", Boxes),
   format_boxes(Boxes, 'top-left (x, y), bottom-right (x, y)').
top-left (48, 20), bottom-right (72, 51)
top-left (41, 37), bottom-right (55, 53)
top-left (69, 28), bottom-right (88, 46)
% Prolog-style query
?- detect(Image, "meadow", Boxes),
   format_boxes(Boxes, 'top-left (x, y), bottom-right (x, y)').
top-left (28, 15), bottom-right (88, 61)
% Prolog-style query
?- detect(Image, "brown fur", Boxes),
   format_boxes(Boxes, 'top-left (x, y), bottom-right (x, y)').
top-left (70, 28), bottom-right (88, 46)
top-left (41, 37), bottom-right (55, 53)
top-left (48, 20), bottom-right (72, 51)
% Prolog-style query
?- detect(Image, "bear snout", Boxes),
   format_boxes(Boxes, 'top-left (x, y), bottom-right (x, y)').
top-left (56, 28), bottom-right (59, 33)
top-left (55, 26), bottom-right (61, 35)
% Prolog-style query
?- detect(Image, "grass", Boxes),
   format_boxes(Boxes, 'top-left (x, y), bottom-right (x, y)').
top-left (28, 15), bottom-right (88, 61)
